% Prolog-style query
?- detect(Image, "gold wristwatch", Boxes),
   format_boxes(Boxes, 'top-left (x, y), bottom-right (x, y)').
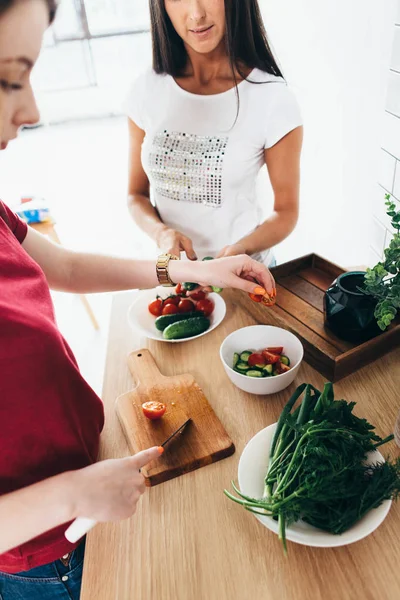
top-left (156, 253), bottom-right (179, 287)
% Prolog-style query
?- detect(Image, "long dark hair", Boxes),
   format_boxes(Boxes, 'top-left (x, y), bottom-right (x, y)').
top-left (150, 0), bottom-right (283, 79)
top-left (0, 0), bottom-right (57, 22)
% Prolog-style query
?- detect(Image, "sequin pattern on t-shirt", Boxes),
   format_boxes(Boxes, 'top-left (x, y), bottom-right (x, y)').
top-left (148, 130), bottom-right (228, 206)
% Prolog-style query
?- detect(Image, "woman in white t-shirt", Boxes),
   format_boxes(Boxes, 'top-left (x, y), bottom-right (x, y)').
top-left (126, 0), bottom-right (303, 266)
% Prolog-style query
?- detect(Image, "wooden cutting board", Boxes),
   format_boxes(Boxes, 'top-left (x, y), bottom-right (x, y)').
top-left (115, 349), bottom-right (235, 486)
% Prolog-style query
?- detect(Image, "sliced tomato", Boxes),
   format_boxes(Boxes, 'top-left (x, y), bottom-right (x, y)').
top-left (142, 401), bottom-right (166, 420)
top-left (162, 303), bottom-right (179, 315)
top-left (148, 298), bottom-right (163, 316)
top-left (262, 350), bottom-right (281, 364)
top-left (265, 347), bottom-right (283, 355)
top-left (248, 353), bottom-right (266, 367)
top-left (190, 289), bottom-right (206, 301)
top-left (178, 299), bottom-right (195, 313)
top-left (275, 362), bottom-right (291, 375)
top-left (195, 298), bottom-right (214, 317)
top-left (248, 293), bottom-right (263, 303)
top-left (164, 295), bottom-right (180, 306)
top-left (261, 295), bottom-right (276, 307)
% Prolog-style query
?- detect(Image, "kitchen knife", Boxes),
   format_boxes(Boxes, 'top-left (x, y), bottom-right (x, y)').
top-left (65, 419), bottom-right (192, 543)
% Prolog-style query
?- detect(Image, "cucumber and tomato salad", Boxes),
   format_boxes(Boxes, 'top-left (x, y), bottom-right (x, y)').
top-left (148, 284), bottom-right (215, 340)
top-left (233, 346), bottom-right (291, 378)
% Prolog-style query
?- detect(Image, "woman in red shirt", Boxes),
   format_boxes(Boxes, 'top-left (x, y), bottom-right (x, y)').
top-left (0, 1), bottom-right (276, 598)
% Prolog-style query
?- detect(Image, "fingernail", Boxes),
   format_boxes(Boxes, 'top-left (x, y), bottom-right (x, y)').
top-left (157, 446), bottom-right (164, 455)
top-left (254, 286), bottom-right (267, 295)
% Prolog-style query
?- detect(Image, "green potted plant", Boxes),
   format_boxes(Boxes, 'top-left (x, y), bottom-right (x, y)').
top-left (363, 194), bottom-right (400, 331)
top-left (324, 193), bottom-right (400, 342)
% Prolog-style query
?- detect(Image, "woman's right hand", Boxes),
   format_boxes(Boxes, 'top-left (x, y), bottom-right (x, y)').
top-left (70, 447), bottom-right (162, 522)
top-left (156, 226), bottom-right (197, 260)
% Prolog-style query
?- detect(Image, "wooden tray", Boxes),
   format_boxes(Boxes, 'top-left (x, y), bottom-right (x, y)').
top-left (116, 349), bottom-right (235, 486)
top-left (235, 253), bottom-right (400, 381)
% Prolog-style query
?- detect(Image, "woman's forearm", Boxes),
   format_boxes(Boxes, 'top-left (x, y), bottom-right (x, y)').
top-left (239, 204), bottom-right (299, 256)
top-left (0, 472), bottom-right (75, 555)
top-left (127, 193), bottom-right (166, 245)
top-left (67, 255), bottom-right (220, 294)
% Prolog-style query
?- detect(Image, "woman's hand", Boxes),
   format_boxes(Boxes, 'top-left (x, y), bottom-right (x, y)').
top-left (216, 242), bottom-right (247, 258)
top-left (70, 447), bottom-right (162, 522)
top-left (156, 226), bottom-right (197, 261)
top-left (171, 255), bottom-right (276, 298)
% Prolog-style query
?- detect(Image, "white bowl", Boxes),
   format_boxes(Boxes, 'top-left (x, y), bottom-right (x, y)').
top-left (128, 287), bottom-right (226, 343)
top-left (237, 423), bottom-right (392, 548)
top-left (219, 325), bottom-right (303, 394)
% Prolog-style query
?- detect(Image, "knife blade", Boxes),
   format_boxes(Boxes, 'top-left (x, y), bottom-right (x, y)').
top-left (161, 418), bottom-right (191, 448)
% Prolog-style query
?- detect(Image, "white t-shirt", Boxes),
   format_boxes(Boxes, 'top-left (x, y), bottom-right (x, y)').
top-left (124, 68), bottom-right (302, 264)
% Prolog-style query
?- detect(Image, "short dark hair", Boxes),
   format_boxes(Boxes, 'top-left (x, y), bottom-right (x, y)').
top-left (0, 0), bottom-right (57, 23)
top-left (150, 0), bottom-right (282, 79)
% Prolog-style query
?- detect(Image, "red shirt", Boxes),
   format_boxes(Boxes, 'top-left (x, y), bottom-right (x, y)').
top-left (0, 202), bottom-right (104, 573)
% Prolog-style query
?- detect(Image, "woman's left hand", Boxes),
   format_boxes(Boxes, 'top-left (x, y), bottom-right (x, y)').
top-left (190, 254), bottom-right (276, 298)
top-left (216, 243), bottom-right (247, 258)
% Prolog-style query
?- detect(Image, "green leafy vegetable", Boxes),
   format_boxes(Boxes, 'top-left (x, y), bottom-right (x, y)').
top-left (224, 383), bottom-right (400, 555)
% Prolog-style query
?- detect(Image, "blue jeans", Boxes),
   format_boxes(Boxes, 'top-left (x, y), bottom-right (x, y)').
top-left (0, 539), bottom-right (85, 600)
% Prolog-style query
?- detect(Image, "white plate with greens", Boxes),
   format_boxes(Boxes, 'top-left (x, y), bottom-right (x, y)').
top-left (237, 423), bottom-right (392, 548)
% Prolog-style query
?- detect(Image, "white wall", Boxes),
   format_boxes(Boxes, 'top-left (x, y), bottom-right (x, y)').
top-left (258, 0), bottom-right (397, 267)
top-left (373, 0), bottom-right (400, 264)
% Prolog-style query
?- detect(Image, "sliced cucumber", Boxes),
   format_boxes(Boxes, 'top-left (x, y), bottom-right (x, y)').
top-left (255, 363), bottom-right (266, 369)
top-left (163, 317), bottom-right (210, 340)
top-left (233, 352), bottom-right (240, 368)
top-left (155, 311), bottom-right (203, 332)
top-left (182, 282), bottom-right (199, 291)
top-left (263, 364), bottom-right (274, 375)
top-left (240, 351), bottom-right (252, 363)
top-left (236, 362), bottom-right (250, 372)
top-left (280, 355), bottom-right (290, 366)
top-left (246, 370), bottom-right (264, 378)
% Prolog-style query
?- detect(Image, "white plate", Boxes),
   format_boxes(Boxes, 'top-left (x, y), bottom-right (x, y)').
top-left (128, 287), bottom-right (226, 343)
top-left (237, 423), bottom-right (392, 548)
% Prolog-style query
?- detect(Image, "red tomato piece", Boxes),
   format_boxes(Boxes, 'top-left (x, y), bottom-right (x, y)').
top-left (162, 304), bottom-right (179, 315)
top-left (195, 298), bottom-right (214, 317)
top-left (142, 401), bottom-right (166, 420)
top-left (262, 351), bottom-right (281, 364)
top-left (190, 289), bottom-right (206, 301)
top-left (178, 299), bottom-right (195, 313)
top-left (265, 347), bottom-right (283, 355)
top-left (261, 295), bottom-right (276, 307)
top-left (175, 283), bottom-right (184, 295)
top-left (148, 298), bottom-right (163, 316)
top-left (248, 293), bottom-right (263, 303)
top-left (248, 353), bottom-right (266, 367)
top-left (275, 362), bottom-right (291, 375)
top-left (164, 295), bottom-right (180, 306)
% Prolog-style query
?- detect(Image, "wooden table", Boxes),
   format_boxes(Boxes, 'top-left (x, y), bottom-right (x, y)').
top-left (81, 290), bottom-right (400, 600)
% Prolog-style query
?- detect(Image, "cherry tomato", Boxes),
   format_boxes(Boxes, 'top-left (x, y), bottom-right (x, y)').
top-left (275, 362), bottom-right (291, 375)
top-left (265, 347), bottom-right (283, 355)
top-left (178, 299), bottom-right (195, 313)
top-left (196, 298), bottom-right (214, 317)
top-left (261, 295), bottom-right (276, 307)
top-left (248, 293), bottom-right (263, 303)
top-left (248, 353), bottom-right (266, 367)
top-left (164, 295), bottom-right (180, 306)
top-left (190, 289), bottom-right (206, 301)
top-left (142, 401), bottom-right (166, 420)
top-left (162, 304), bottom-right (179, 315)
top-left (262, 350), bottom-right (281, 364)
top-left (148, 298), bottom-right (163, 316)
top-left (175, 283), bottom-right (184, 295)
